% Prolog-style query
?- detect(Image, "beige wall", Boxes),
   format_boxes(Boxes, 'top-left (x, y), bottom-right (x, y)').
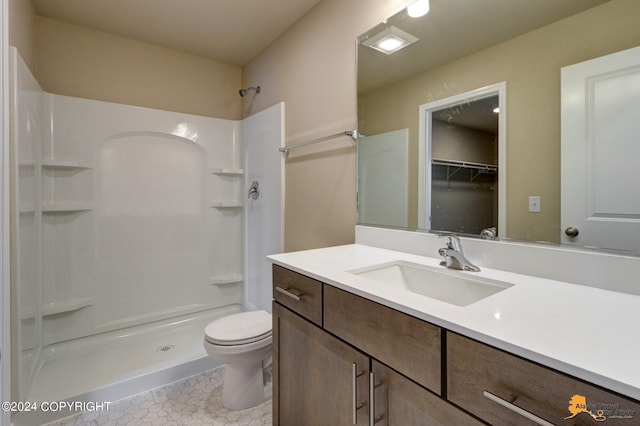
top-left (359, 0), bottom-right (640, 243)
top-left (243, 0), bottom-right (412, 251)
top-left (10, 4), bottom-right (242, 119)
top-left (9, 0), bottom-right (36, 72)
top-left (35, 17), bottom-right (242, 119)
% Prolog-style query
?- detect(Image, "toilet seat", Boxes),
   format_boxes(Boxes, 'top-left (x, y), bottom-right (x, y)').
top-left (205, 310), bottom-right (272, 346)
top-left (202, 310), bottom-right (273, 410)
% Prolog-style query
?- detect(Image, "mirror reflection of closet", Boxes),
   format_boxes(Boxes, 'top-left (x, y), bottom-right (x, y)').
top-left (425, 95), bottom-right (499, 236)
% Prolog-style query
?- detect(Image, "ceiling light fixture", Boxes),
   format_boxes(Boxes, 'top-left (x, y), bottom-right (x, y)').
top-left (407, 0), bottom-right (430, 18)
top-left (362, 26), bottom-right (419, 55)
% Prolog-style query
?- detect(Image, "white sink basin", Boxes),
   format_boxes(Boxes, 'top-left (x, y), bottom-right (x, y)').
top-left (349, 260), bottom-right (513, 306)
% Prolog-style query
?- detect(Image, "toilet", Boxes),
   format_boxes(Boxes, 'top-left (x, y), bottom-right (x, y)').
top-left (203, 310), bottom-right (273, 410)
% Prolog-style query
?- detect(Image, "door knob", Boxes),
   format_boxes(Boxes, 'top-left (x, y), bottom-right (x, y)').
top-left (565, 227), bottom-right (579, 238)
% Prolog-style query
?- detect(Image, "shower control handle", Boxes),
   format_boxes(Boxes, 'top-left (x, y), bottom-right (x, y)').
top-left (248, 180), bottom-right (260, 200)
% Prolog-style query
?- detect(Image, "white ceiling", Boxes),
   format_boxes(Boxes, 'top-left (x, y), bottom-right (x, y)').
top-left (33, 0), bottom-right (322, 66)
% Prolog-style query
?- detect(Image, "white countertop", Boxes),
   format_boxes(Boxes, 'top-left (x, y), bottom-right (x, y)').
top-left (268, 244), bottom-right (640, 401)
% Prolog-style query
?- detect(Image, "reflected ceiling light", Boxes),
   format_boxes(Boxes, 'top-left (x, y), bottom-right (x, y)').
top-left (407, 0), bottom-right (430, 18)
top-left (493, 107), bottom-right (500, 113)
top-left (362, 26), bottom-right (419, 55)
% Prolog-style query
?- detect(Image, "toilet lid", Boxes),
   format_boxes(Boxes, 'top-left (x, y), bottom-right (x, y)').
top-left (205, 310), bottom-right (272, 345)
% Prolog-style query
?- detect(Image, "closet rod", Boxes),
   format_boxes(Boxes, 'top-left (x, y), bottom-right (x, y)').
top-left (279, 130), bottom-right (358, 157)
top-left (432, 158), bottom-right (497, 172)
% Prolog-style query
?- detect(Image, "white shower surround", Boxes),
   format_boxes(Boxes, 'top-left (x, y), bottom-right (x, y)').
top-left (39, 98), bottom-right (245, 342)
top-left (243, 106), bottom-right (285, 313)
top-left (10, 47), bottom-right (284, 410)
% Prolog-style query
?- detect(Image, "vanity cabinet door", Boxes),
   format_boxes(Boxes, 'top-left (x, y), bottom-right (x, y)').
top-left (273, 303), bottom-right (370, 425)
top-left (272, 264), bottom-right (323, 326)
top-left (447, 332), bottom-right (640, 426)
top-left (371, 360), bottom-right (483, 426)
top-left (324, 285), bottom-right (442, 394)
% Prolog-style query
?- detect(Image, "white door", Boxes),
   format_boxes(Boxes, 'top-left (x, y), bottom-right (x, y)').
top-left (561, 46), bottom-right (640, 251)
top-left (358, 129), bottom-right (409, 227)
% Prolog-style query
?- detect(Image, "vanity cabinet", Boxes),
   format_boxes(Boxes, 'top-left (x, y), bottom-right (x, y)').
top-left (273, 264), bottom-right (640, 425)
top-left (272, 264), bottom-right (323, 326)
top-left (447, 332), bottom-right (640, 425)
top-left (272, 265), bottom-right (481, 426)
top-left (371, 360), bottom-right (483, 425)
top-left (324, 285), bottom-right (441, 394)
top-left (273, 303), bottom-right (370, 425)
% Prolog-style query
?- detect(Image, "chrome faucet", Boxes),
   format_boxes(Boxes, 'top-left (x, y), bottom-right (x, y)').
top-left (438, 233), bottom-right (481, 272)
top-left (480, 227), bottom-right (497, 240)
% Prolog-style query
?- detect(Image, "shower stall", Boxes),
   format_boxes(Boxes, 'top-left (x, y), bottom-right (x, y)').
top-left (9, 48), bottom-right (283, 423)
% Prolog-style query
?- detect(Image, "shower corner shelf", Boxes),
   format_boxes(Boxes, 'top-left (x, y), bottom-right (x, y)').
top-left (42, 202), bottom-right (94, 213)
top-left (210, 201), bottom-right (244, 208)
top-left (19, 204), bottom-right (36, 214)
top-left (20, 306), bottom-right (36, 320)
top-left (210, 168), bottom-right (244, 175)
top-left (41, 158), bottom-right (93, 169)
top-left (41, 297), bottom-right (95, 317)
top-left (210, 274), bottom-right (243, 285)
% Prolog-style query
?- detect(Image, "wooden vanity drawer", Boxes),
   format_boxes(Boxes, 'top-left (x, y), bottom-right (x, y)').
top-left (324, 285), bottom-right (442, 394)
top-left (272, 264), bottom-right (323, 326)
top-left (447, 332), bottom-right (640, 425)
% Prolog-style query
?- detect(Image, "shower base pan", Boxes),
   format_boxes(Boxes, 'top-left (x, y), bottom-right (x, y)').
top-left (14, 305), bottom-right (243, 425)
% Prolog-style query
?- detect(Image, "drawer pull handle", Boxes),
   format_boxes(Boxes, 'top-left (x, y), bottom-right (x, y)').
top-left (353, 363), bottom-right (366, 424)
top-left (369, 372), bottom-right (384, 425)
top-left (275, 286), bottom-right (302, 301)
top-left (369, 372), bottom-right (375, 426)
top-left (483, 391), bottom-right (555, 426)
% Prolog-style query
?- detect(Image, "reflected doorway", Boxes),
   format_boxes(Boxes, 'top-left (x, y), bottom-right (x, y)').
top-left (418, 83), bottom-right (506, 237)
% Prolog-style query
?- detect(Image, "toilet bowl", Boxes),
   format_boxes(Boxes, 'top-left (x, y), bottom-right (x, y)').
top-left (203, 310), bottom-right (273, 410)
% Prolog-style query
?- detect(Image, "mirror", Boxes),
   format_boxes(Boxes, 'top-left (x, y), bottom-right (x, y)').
top-left (357, 0), bottom-right (640, 252)
top-left (424, 92), bottom-right (501, 236)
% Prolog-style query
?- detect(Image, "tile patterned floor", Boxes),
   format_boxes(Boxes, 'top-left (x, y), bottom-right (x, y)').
top-left (44, 368), bottom-right (272, 426)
